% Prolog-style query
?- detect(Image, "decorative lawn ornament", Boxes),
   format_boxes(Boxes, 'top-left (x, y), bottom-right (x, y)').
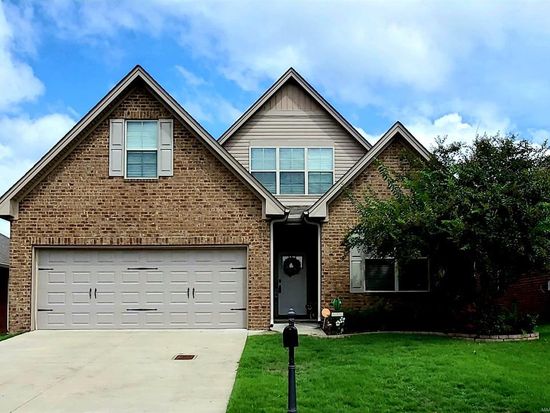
top-left (321, 308), bottom-right (331, 331)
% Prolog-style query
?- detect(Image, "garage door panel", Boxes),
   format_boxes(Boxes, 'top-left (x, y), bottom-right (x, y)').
top-left (122, 271), bottom-right (139, 284)
top-left (47, 272), bottom-right (67, 284)
top-left (145, 292), bottom-right (164, 304)
top-left (168, 270), bottom-right (189, 284)
top-left (72, 291), bottom-right (90, 304)
top-left (96, 292), bottom-right (116, 305)
top-left (96, 312), bottom-right (115, 326)
top-left (121, 312), bottom-right (140, 326)
top-left (169, 292), bottom-right (188, 304)
top-left (218, 291), bottom-right (239, 305)
top-left (145, 271), bottom-right (163, 284)
top-left (144, 312), bottom-right (164, 326)
top-left (36, 248), bottom-right (247, 329)
top-left (72, 272), bottom-right (91, 284)
top-left (121, 291), bottom-right (139, 304)
top-left (71, 312), bottom-right (90, 325)
top-left (47, 292), bottom-right (66, 305)
top-left (97, 271), bottom-right (116, 284)
top-left (45, 312), bottom-right (66, 326)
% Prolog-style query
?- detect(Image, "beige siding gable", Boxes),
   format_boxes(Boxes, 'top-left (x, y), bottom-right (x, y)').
top-left (224, 82), bottom-right (368, 205)
top-left (259, 82), bottom-right (322, 113)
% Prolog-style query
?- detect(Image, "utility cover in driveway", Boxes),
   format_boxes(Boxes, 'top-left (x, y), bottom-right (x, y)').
top-left (36, 248), bottom-right (247, 329)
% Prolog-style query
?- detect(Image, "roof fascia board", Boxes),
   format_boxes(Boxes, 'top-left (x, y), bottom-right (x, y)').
top-left (307, 122), bottom-right (430, 219)
top-left (218, 68), bottom-right (372, 150)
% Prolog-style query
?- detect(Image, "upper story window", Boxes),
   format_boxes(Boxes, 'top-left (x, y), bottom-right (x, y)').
top-left (250, 147), bottom-right (333, 195)
top-left (126, 121), bottom-right (158, 178)
top-left (109, 118), bottom-right (173, 178)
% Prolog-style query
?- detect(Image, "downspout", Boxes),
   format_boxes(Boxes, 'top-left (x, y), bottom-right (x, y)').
top-left (270, 211), bottom-right (289, 327)
top-left (303, 211), bottom-right (322, 322)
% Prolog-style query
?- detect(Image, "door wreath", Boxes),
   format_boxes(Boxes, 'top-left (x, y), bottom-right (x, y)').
top-left (283, 256), bottom-right (302, 276)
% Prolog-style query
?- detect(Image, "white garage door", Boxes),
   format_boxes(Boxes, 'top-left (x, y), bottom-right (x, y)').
top-left (36, 248), bottom-right (247, 329)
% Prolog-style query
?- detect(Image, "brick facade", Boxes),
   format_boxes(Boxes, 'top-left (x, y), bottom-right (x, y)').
top-left (320, 136), bottom-right (422, 309)
top-left (498, 273), bottom-right (550, 319)
top-left (321, 137), bottom-right (550, 321)
top-left (8, 81), bottom-right (271, 332)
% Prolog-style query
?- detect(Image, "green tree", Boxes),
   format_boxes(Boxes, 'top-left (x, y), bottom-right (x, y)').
top-left (345, 135), bottom-right (550, 316)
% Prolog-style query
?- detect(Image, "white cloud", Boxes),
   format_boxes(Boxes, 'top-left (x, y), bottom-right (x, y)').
top-left (175, 65), bottom-right (207, 87)
top-left (357, 111), bottom-right (513, 150)
top-left (0, 112), bottom-right (75, 192)
top-left (0, 114), bottom-right (75, 237)
top-left (26, 0), bottom-right (550, 136)
top-left (174, 65), bottom-right (242, 129)
top-left (0, 113), bottom-right (75, 154)
top-left (528, 128), bottom-right (550, 144)
top-left (0, 2), bottom-right (44, 111)
top-left (403, 112), bottom-right (512, 149)
top-left (354, 126), bottom-right (379, 146)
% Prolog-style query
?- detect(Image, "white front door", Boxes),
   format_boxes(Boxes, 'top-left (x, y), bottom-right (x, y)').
top-left (277, 253), bottom-right (307, 316)
top-left (36, 248), bottom-right (247, 329)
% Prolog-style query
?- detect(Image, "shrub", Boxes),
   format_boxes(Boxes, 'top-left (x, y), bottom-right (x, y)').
top-left (475, 305), bottom-right (538, 335)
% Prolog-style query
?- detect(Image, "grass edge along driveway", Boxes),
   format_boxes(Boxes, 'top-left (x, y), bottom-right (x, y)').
top-left (227, 325), bottom-right (550, 413)
top-left (0, 333), bottom-right (16, 342)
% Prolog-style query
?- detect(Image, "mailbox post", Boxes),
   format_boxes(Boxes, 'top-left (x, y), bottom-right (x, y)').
top-left (283, 308), bottom-right (299, 413)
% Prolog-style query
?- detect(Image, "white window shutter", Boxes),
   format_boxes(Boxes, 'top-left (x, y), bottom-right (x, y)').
top-left (350, 246), bottom-right (365, 292)
top-left (109, 119), bottom-right (125, 176)
top-left (158, 119), bottom-right (174, 176)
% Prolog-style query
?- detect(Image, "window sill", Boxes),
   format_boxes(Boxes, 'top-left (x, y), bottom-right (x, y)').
top-left (354, 290), bottom-right (431, 294)
top-left (123, 178), bottom-right (160, 182)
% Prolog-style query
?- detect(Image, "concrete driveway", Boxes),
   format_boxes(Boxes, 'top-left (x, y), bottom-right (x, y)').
top-left (0, 330), bottom-right (247, 413)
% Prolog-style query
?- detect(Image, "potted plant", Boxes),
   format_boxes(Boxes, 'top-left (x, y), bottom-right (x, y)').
top-left (322, 297), bottom-right (345, 335)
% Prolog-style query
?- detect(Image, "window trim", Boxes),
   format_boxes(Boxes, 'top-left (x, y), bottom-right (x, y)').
top-left (124, 120), bottom-right (160, 180)
top-left (354, 254), bottom-right (430, 293)
top-left (249, 146), bottom-right (334, 195)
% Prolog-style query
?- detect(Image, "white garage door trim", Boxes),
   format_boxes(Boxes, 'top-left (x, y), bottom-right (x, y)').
top-left (33, 247), bottom-right (248, 330)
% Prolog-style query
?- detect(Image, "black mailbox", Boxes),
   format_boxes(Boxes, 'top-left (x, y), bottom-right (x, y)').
top-left (283, 308), bottom-right (299, 348)
top-left (283, 308), bottom-right (299, 412)
top-left (283, 324), bottom-right (299, 348)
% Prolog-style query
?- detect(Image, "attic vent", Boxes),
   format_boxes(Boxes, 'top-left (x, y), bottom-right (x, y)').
top-left (173, 354), bottom-right (196, 361)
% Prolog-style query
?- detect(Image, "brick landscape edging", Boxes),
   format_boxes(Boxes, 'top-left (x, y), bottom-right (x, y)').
top-left (446, 332), bottom-right (539, 342)
top-left (325, 330), bottom-right (540, 341)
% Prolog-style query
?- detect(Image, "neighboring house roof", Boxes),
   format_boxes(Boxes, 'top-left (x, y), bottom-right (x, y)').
top-left (306, 122), bottom-right (431, 219)
top-left (218, 68), bottom-right (372, 150)
top-left (0, 66), bottom-right (287, 220)
top-left (0, 233), bottom-right (9, 268)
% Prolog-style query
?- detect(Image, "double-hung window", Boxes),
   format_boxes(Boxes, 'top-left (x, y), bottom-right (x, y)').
top-left (250, 148), bottom-right (277, 193)
top-left (126, 121), bottom-right (158, 178)
top-left (364, 257), bottom-right (429, 292)
top-left (250, 147), bottom-right (333, 195)
top-left (307, 148), bottom-right (333, 194)
top-left (279, 148), bottom-right (305, 194)
top-left (350, 247), bottom-right (430, 292)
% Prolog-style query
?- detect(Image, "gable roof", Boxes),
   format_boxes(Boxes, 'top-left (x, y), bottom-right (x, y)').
top-left (218, 68), bottom-right (372, 149)
top-left (0, 66), bottom-right (287, 220)
top-left (306, 122), bottom-right (431, 219)
top-left (0, 234), bottom-right (9, 268)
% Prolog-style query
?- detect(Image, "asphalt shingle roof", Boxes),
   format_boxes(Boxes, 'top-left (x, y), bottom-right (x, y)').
top-left (0, 233), bottom-right (9, 267)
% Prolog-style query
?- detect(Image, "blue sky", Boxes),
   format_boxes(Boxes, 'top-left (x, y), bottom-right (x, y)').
top-left (1, 0), bottom-right (550, 236)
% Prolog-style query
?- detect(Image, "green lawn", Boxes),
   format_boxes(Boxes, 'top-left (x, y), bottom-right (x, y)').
top-left (0, 333), bottom-right (16, 342)
top-left (227, 325), bottom-right (550, 413)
